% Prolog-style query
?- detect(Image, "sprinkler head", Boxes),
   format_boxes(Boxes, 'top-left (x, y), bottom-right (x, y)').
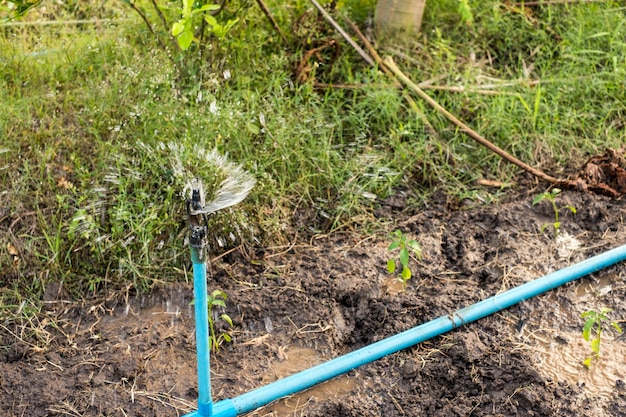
top-left (187, 179), bottom-right (209, 254)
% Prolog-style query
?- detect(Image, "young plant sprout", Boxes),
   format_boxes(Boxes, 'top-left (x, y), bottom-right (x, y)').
top-left (387, 230), bottom-right (421, 286)
top-left (207, 290), bottom-right (234, 352)
top-left (532, 188), bottom-right (576, 237)
top-left (581, 307), bottom-right (623, 368)
top-left (189, 289), bottom-right (234, 353)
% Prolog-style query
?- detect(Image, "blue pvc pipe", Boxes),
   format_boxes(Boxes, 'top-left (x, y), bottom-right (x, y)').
top-left (183, 244), bottom-right (626, 417)
top-left (191, 247), bottom-right (213, 416)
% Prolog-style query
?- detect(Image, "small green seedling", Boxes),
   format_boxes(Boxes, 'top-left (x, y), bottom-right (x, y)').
top-left (387, 230), bottom-right (421, 286)
top-left (193, 290), bottom-right (234, 353)
top-left (581, 308), bottom-right (622, 368)
top-left (532, 188), bottom-right (576, 237)
top-left (207, 289), bottom-right (234, 352)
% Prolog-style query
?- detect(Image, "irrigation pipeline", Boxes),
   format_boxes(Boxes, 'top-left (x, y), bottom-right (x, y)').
top-left (183, 211), bottom-right (626, 417)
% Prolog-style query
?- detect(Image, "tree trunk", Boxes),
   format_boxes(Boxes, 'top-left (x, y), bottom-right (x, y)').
top-left (374, 0), bottom-right (426, 38)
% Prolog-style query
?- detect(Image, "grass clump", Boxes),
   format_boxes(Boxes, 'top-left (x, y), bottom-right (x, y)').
top-left (1, 1), bottom-right (626, 317)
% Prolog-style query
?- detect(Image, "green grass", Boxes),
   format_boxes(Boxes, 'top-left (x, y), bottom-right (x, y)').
top-left (1, 0), bottom-right (625, 317)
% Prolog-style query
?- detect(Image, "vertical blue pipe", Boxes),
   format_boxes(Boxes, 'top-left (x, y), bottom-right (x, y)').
top-left (191, 246), bottom-right (213, 416)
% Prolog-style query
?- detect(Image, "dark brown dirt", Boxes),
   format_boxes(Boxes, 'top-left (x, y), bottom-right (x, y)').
top-left (2, 188), bottom-right (626, 417)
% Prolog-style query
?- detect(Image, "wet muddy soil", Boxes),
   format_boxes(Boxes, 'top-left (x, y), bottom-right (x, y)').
top-left (2, 188), bottom-right (626, 416)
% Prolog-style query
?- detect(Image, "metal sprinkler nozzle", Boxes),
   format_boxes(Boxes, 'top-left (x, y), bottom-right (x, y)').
top-left (186, 180), bottom-right (209, 258)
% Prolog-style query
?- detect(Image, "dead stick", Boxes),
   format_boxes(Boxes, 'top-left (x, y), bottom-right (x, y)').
top-left (384, 56), bottom-right (560, 184)
top-left (308, 0), bottom-right (375, 66)
top-left (255, 0), bottom-right (288, 45)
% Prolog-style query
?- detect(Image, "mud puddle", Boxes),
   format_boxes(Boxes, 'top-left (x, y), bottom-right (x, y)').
top-left (253, 346), bottom-right (357, 416)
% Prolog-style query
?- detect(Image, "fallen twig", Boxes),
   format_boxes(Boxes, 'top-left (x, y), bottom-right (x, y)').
top-left (384, 56), bottom-right (561, 184)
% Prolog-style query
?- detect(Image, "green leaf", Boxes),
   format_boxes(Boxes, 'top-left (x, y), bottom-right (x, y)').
top-left (611, 322), bottom-right (623, 334)
top-left (222, 333), bottom-right (232, 342)
top-left (407, 240), bottom-right (421, 257)
top-left (220, 313), bottom-right (233, 327)
top-left (553, 221), bottom-right (560, 230)
top-left (388, 241), bottom-right (401, 251)
top-left (387, 259), bottom-right (396, 274)
top-left (582, 319), bottom-right (594, 341)
top-left (532, 193), bottom-right (547, 205)
top-left (195, 4), bottom-right (220, 14)
top-left (213, 23), bottom-right (227, 38)
top-left (211, 299), bottom-right (226, 308)
top-left (399, 247), bottom-right (409, 267)
top-left (204, 14), bottom-right (217, 27)
top-left (567, 206), bottom-right (577, 214)
top-left (591, 337), bottom-right (601, 354)
top-left (246, 122), bottom-right (260, 135)
top-left (401, 266), bottom-right (411, 281)
top-left (212, 290), bottom-right (227, 300)
top-left (172, 21), bottom-right (185, 36)
top-left (583, 357), bottom-right (592, 368)
top-left (182, 0), bottom-right (193, 17)
top-left (176, 30), bottom-right (194, 50)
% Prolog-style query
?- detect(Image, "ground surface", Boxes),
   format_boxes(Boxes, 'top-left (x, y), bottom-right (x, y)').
top-left (2, 186), bottom-right (626, 417)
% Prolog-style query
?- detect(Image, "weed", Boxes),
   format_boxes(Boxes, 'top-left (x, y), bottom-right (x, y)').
top-left (386, 230), bottom-right (421, 286)
top-left (190, 289), bottom-right (234, 353)
top-left (207, 290), bottom-right (234, 353)
top-left (581, 308), bottom-right (623, 368)
top-left (532, 188), bottom-right (576, 237)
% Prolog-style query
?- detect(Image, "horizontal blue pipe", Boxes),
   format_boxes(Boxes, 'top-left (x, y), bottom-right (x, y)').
top-left (183, 244), bottom-right (626, 417)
